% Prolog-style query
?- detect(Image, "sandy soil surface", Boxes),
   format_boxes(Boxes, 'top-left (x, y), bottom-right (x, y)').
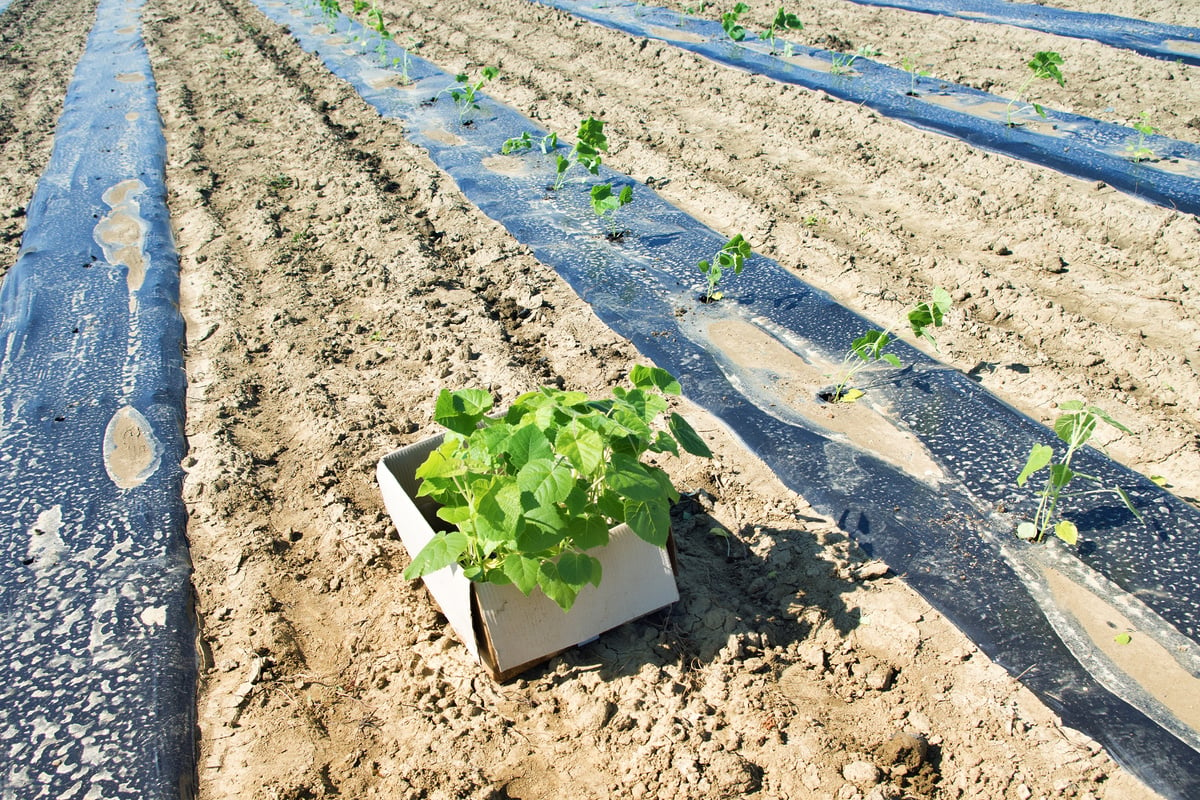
top-left (6, 0), bottom-right (1199, 796)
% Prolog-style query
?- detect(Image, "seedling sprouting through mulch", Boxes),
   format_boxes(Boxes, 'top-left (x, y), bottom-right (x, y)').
top-left (1125, 112), bottom-right (1157, 162)
top-left (439, 66), bottom-right (499, 124)
top-left (1005, 51), bottom-right (1065, 127)
top-left (1016, 402), bottom-right (1141, 545)
top-left (830, 46), bottom-right (880, 76)
top-left (591, 183), bottom-right (634, 240)
top-left (901, 55), bottom-right (930, 96)
top-left (759, 8), bottom-right (802, 55)
top-left (825, 288), bottom-right (950, 403)
top-left (698, 234), bottom-right (751, 302)
top-left (721, 3), bottom-right (750, 42)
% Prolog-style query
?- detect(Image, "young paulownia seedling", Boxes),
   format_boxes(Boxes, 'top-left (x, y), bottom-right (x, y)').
top-left (1016, 402), bottom-right (1141, 545)
top-left (1005, 51), bottom-right (1065, 127)
top-left (1125, 112), bottom-right (1157, 162)
top-left (403, 365), bottom-right (713, 612)
top-left (440, 66), bottom-right (499, 124)
top-left (722, 3), bottom-right (751, 42)
top-left (830, 46), bottom-right (881, 76)
top-left (591, 183), bottom-right (634, 240)
top-left (677, 1), bottom-right (710, 27)
top-left (551, 118), bottom-right (607, 191)
top-left (901, 55), bottom-right (930, 96)
top-left (698, 234), bottom-right (752, 302)
top-left (501, 130), bottom-right (559, 156)
top-left (759, 8), bottom-right (803, 55)
top-left (827, 288), bottom-right (951, 402)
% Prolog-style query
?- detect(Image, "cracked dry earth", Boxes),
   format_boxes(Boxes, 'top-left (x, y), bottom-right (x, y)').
top-left (5, 0), bottom-right (1199, 796)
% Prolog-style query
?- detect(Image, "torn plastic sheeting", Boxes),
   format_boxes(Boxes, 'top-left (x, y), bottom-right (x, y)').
top-left (0, 0), bottom-right (194, 797)
top-left (845, 0), bottom-right (1200, 67)
top-left (251, 0), bottom-right (1200, 794)
top-left (530, 0), bottom-right (1200, 217)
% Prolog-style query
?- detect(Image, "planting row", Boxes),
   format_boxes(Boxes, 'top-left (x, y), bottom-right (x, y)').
top-left (528, 0), bottom-right (1200, 215)
top-left (0, 0), bottom-right (194, 797)
top-left (843, 0), bottom-right (1200, 66)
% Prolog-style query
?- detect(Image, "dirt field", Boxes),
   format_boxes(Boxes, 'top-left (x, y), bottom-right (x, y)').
top-left (5, 0), bottom-right (1198, 796)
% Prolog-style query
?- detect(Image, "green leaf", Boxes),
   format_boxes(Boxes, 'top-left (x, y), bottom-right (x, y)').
top-left (502, 554), bottom-right (541, 595)
top-left (516, 509), bottom-right (566, 552)
top-left (629, 364), bottom-right (682, 395)
top-left (607, 454), bottom-right (663, 502)
top-left (669, 412), bottom-right (712, 458)
top-left (403, 531), bottom-right (469, 579)
top-left (1114, 632), bottom-right (1132, 645)
top-left (1054, 519), bottom-right (1078, 545)
top-left (517, 458), bottom-right (575, 506)
top-left (415, 440), bottom-right (467, 483)
top-left (881, 353), bottom-right (902, 368)
top-left (1017, 443), bottom-right (1053, 486)
top-left (436, 504), bottom-right (471, 525)
top-left (506, 422), bottom-right (553, 468)
top-left (434, 388), bottom-right (492, 435)
top-left (624, 497), bottom-right (672, 546)
top-left (537, 561), bottom-right (579, 611)
top-left (556, 420), bottom-right (605, 475)
top-left (567, 514), bottom-right (610, 550)
top-left (1049, 462), bottom-right (1075, 489)
top-left (650, 429), bottom-right (680, 456)
top-left (1090, 405), bottom-right (1132, 435)
top-left (1113, 486), bottom-right (1142, 520)
top-left (557, 551), bottom-right (601, 589)
top-left (1028, 51), bottom-right (1065, 86)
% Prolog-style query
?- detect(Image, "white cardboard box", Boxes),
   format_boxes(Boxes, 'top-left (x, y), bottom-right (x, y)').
top-left (377, 435), bottom-right (680, 680)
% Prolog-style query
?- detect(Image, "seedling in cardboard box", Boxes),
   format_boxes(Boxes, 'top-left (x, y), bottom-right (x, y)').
top-left (403, 366), bottom-right (712, 611)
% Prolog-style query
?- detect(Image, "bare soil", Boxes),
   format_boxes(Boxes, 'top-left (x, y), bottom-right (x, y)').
top-left (8, 0), bottom-right (1200, 796)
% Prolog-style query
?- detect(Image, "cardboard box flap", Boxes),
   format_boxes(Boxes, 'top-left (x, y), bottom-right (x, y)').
top-left (377, 446), bottom-right (479, 660)
top-left (474, 523), bottom-right (678, 673)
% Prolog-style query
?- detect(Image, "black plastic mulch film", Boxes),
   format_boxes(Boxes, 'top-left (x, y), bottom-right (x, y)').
top-left (844, 0), bottom-right (1200, 67)
top-left (535, 0), bottom-right (1200, 217)
top-left (253, 0), bottom-right (1200, 794)
top-left (0, 0), bottom-right (194, 797)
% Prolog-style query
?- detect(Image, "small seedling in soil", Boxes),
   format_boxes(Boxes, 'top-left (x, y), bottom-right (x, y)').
top-left (677, 1), bottom-right (710, 26)
top-left (591, 183), bottom-right (634, 240)
top-left (830, 45), bottom-right (881, 76)
top-left (403, 365), bottom-right (713, 611)
top-left (501, 131), bottom-right (558, 155)
top-left (901, 54), bottom-right (930, 95)
top-left (319, 0), bottom-right (340, 25)
top-left (1005, 51), bottom-right (1065, 126)
top-left (698, 233), bottom-right (752, 302)
top-left (759, 8), bottom-right (803, 55)
top-left (826, 287), bottom-right (951, 403)
top-left (440, 66), bottom-right (499, 124)
top-left (1125, 111), bottom-right (1157, 162)
top-left (551, 118), bottom-right (607, 191)
top-left (1016, 401), bottom-right (1141, 545)
top-left (722, 2), bottom-right (750, 42)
